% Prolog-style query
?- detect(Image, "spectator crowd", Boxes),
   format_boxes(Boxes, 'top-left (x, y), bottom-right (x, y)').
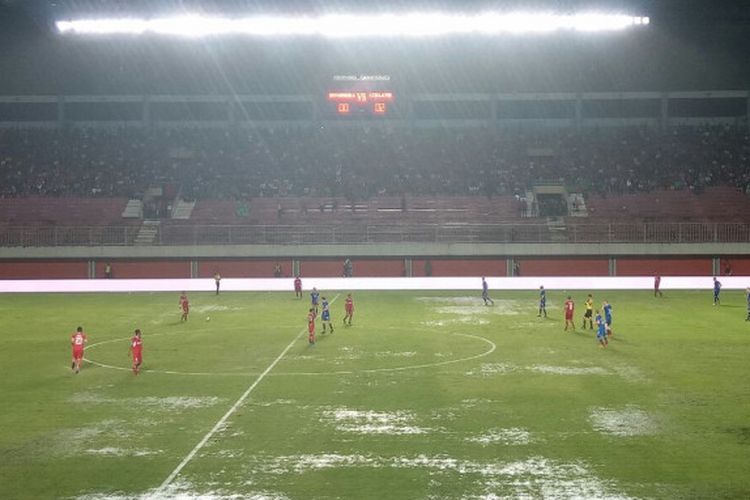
top-left (0, 125), bottom-right (748, 200)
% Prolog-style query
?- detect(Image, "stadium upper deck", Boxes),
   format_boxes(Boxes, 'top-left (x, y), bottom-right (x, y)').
top-left (0, 126), bottom-right (747, 200)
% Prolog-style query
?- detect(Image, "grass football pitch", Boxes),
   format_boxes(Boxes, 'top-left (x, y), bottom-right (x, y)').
top-left (1, 289), bottom-right (749, 499)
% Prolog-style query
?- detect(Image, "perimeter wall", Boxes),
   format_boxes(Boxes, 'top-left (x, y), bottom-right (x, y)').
top-left (1, 243), bottom-right (749, 279)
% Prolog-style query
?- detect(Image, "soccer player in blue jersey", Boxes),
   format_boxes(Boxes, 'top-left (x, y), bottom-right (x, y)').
top-left (595, 311), bottom-right (608, 348)
top-left (602, 300), bottom-right (613, 336)
top-left (481, 277), bottom-right (494, 306)
top-left (321, 297), bottom-right (334, 334)
top-left (538, 286), bottom-right (547, 317)
top-left (713, 277), bottom-right (722, 306)
top-left (311, 287), bottom-right (320, 314)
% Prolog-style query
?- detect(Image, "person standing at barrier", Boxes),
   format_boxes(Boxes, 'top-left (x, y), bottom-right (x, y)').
top-left (214, 271), bottom-right (221, 295)
top-left (70, 326), bottom-right (87, 374)
top-left (482, 277), bottom-right (494, 306)
top-left (538, 286), bottom-right (547, 317)
top-left (104, 263), bottom-right (112, 279)
top-left (654, 273), bottom-right (663, 297)
top-left (713, 277), bottom-right (722, 306)
top-left (129, 329), bottom-right (143, 375)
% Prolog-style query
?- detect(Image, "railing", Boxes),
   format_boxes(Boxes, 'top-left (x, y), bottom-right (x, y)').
top-left (0, 225), bottom-right (141, 247)
top-left (1, 222), bottom-right (749, 247)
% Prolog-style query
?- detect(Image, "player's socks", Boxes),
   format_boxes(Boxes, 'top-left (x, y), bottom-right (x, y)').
top-left (71, 362), bottom-right (75, 370)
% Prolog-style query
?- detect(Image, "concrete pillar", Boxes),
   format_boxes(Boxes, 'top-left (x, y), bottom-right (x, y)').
top-left (142, 96), bottom-right (151, 127)
top-left (57, 95), bottom-right (65, 127)
top-left (227, 98), bottom-right (235, 125)
top-left (660, 92), bottom-right (669, 130)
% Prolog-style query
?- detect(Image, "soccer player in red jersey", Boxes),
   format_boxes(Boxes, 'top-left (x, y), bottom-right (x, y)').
top-left (654, 273), bottom-right (663, 298)
top-left (179, 292), bottom-right (190, 322)
top-left (294, 276), bottom-right (302, 299)
top-left (307, 308), bottom-right (316, 345)
top-left (70, 326), bottom-right (87, 374)
top-left (129, 329), bottom-right (143, 375)
top-left (564, 296), bottom-right (575, 331)
top-left (343, 293), bottom-right (354, 326)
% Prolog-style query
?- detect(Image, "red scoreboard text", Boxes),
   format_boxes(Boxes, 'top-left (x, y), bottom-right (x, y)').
top-left (327, 91), bottom-right (394, 116)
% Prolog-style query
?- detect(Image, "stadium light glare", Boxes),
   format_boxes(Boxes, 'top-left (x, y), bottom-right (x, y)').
top-left (56, 12), bottom-right (649, 37)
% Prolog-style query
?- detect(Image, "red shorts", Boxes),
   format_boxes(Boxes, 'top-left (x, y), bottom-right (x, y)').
top-left (72, 349), bottom-right (84, 361)
top-left (182, 307), bottom-right (189, 313)
top-left (565, 313), bottom-right (573, 320)
top-left (132, 352), bottom-right (142, 364)
top-left (308, 324), bottom-right (315, 333)
top-left (345, 307), bottom-right (353, 314)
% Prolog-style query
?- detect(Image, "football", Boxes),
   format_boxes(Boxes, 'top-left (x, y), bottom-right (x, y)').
top-left (206, 316), bottom-right (210, 322)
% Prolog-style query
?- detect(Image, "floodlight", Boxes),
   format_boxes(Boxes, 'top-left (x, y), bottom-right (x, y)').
top-left (56, 12), bottom-right (650, 38)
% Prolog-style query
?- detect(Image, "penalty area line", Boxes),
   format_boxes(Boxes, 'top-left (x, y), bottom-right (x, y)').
top-left (154, 294), bottom-right (339, 494)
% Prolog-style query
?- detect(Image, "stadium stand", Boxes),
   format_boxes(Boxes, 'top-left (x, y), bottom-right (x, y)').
top-left (1, 126), bottom-right (749, 201)
top-left (0, 125), bottom-right (748, 246)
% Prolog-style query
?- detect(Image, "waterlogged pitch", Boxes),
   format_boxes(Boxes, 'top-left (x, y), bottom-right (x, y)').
top-left (1, 289), bottom-right (749, 499)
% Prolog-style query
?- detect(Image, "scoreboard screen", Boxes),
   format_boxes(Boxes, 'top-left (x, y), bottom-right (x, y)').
top-left (327, 91), bottom-right (394, 115)
top-left (326, 75), bottom-right (394, 117)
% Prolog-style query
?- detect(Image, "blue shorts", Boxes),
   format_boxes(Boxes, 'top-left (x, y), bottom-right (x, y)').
top-left (605, 317), bottom-right (612, 326)
top-left (322, 311), bottom-right (330, 321)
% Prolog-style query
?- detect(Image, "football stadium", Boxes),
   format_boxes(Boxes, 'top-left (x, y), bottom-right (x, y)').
top-left (0, 0), bottom-right (749, 498)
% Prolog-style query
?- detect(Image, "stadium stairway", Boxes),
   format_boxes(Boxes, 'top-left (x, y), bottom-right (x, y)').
top-left (134, 220), bottom-right (160, 245)
top-left (171, 199), bottom-right (196, 220)
top-left (546, 217), bottom-right (569, 242)
top-left (122, 199), bottom-right (143, 219)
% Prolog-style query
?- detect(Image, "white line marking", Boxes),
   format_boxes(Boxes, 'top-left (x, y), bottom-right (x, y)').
top-left (280, 333), bottom-right (496, 376)
top-left (85, 331), bottom-right (495, 377)
top-left (153, 294), bottom-right (339, 494)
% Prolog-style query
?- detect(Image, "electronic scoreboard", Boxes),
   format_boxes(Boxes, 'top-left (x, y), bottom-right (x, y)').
top-left (326, 75), bottom-right (394, 117)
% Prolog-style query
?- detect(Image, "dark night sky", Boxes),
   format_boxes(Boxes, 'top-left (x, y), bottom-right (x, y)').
top-left (0, 0), bottom-right (748, 94)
